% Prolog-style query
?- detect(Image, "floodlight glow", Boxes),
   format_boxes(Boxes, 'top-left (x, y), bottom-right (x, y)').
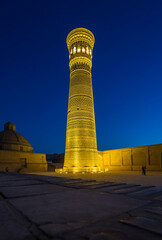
top-left (64, 28), bottom-right (100, 173)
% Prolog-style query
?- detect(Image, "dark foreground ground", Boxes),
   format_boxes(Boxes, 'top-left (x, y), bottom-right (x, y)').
top-left (0, 171), bottom-right (162, 240)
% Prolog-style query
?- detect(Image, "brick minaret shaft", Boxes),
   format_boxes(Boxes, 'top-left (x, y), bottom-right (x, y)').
top-left (63, 28), bottom-right (100, 173)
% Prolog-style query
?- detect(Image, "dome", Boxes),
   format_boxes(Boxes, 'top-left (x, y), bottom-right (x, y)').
top-left (0, 122), bottom-right (33, 152)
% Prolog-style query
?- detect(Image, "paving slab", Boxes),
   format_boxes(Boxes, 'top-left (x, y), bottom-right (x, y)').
top-left (40, 222), bottom-right (87, 237)
top-left (96, 184), bottom-right (133, 192)
top-left (60, 179), bottom-right (82, 183)
top-left (61, 180), bottom-right (95, 186)
top-left (41, 178), bottom-right (80, 185)
top-left (79, 181), bottom-right (113, 188)
top-left (56, 178), bottom-right (82, 184)
top-left (107, 184), bottom-right (140, 192)
top-left (88, 183), bottom-right (126, 189)
top-left (113, 185), bottom-right (150, 194)
top-left (129, 186), bottom-right (162, 197)
top-left (0, 179), bottom-right (45, 188)
top-left (0, 172), bottom-right (161, 239)
top-left (26, 175), bottom-right (69, 183)
top-left (0, 176), bottom-right (30, 182)
top-left (1, 184), bottom-right (70, 198)
top-left (146, 207), bottom-right (162, 215)
top-left (81, 181), bottom-right (106, 185)
top-left (56, 211), bottom-right (162, 240)
top-left (0, 200), bottom-right (35, 240)
top-left (86, 231), bottom-right (128, 240)
top-left (155, 195), bottom-right (162, 201)
top-left (120, 216), bottom-right (162, 236)
top-left (60, 180), bottom-right (97, 189)
top-left (9, 189), bottom-right (150, 227)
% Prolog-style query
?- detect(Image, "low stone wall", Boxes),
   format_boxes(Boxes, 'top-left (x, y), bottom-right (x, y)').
top-left (0, 150), bottom-right (47, 172)
top-left (98, 144), bottom-right (162, 171)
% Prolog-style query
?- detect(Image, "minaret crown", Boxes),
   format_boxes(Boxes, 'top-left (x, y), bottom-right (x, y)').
top-left (67, 28), bottom-right (95, 70)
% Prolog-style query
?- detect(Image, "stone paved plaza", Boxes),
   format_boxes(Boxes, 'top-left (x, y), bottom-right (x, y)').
top-left (0, 171), bottom-right (162, 240)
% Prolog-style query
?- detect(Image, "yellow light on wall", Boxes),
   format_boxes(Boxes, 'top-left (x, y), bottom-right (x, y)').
top-left (82, 47), bottom-right (85, 53)
top-left (77, 47), bottom-right (81, 53)
top-left (73, 47), bottom-right (76, 53)
top-left (86, 47), bottom-right (89, 54)
top-left (64, 28), bottom-right (100, 173)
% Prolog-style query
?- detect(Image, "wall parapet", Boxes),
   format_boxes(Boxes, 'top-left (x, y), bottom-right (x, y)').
top-left (98, 144), bottom-right (162, 171)
top-left (0, 150), bottom-right (47, 172)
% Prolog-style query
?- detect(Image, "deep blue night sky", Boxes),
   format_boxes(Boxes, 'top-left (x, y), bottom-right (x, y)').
top-left (0, 0), bottom-right (162, 153)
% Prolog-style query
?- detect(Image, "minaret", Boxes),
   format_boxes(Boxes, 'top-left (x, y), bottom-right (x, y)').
top-left (63, 28), bottom-right (100, 173)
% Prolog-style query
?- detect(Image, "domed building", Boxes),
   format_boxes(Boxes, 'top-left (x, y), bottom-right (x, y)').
top-left (0, 122), bottom-right (47, 172)
top-left (0, 122), bottom-right (33, 152)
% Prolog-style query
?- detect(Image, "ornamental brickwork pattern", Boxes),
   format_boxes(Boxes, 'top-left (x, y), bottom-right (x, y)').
top-left (63, 28), bottom-right (100, 172)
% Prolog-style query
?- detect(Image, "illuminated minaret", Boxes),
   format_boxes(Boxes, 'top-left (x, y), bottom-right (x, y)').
top-left (63, 28), bottom-right (100, 173)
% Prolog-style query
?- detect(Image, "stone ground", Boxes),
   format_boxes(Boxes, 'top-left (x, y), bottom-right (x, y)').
top-left (0, 171), bottom-right (162, 240)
